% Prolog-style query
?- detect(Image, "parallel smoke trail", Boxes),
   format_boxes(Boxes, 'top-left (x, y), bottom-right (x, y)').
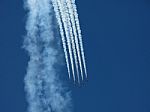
top-left (65, 0), bottom-right (84, 80)
top-left (24, 0), bottom-right (72, 112)
top-left (63, 0), bottom-right (80, 83)
top-left (71, 0), bottom-right (88, 78)
top-left (51, 0), bottom-right (71, 79)
top-left (56, 0), bottom-right (76, 81)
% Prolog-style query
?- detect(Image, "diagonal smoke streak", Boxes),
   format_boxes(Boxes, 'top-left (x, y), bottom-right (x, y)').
top-left (23, 0), bottom-right (72, 112)
top-left (56, 0), bottom-right (76, 81)
top-left (52, 0), bottom-right (87, 82)
top-left (71, 0), bottom-right (88, 78)
top-left (65, 0), bottom-right (84, 81)
top-left (63, 0), bottom-right (80, 83)
top-left (51, 0), bottom-right (71, 79)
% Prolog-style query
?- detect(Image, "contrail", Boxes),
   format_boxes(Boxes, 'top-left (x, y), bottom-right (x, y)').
top-left (65, 0), bottom-right (84, 81)
top-left (56, 0), bottom-right (76, 81)
top-left (23, 0), bottom-right (72, 112)
top-left (51, 0), bottom-right (71, 79)
top-left (63, 0), bottom-right (80, 83)
top-left (71, 0), bottom-right (88, 78)
top-left (52, 0), bottom-right (88, 82)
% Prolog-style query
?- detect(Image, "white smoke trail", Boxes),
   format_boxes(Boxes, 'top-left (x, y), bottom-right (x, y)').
top-left (56, 0), bottom-right (76, 81)
top-left (71, 0), bottom-right (88, 78)
top-left (23, 0), bottom-right (72, 112)
top-left (51, 0), bottom-right (71, 79)
top-left (65, 0), bottom-right (84, 81)
top-left (62, 0), bottom-right (80, 83)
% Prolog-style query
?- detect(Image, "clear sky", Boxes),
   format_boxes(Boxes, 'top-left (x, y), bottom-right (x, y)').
top-left (0, 0), bottom-right (150, 112)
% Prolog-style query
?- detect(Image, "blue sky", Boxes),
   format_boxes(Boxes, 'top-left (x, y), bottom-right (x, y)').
top-left (0, 0), bottom-right (150, 112)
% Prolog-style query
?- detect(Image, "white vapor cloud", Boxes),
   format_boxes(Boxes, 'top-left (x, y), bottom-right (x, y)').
top-left (23, 0), bottom-right (72, 112)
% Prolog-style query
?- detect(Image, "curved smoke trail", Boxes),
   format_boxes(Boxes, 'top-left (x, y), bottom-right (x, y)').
top-left (52, 0), bottom-right (88, 82)
top-left (71, 0), bottom-right (88, 78)
top-left (65, 0), bottom-right (84, 81)
top-left (23, 0), bottom-right (72, 112)
top-left (63, 0), bottom-right (80, 83)
top-left (56, 0), bottom-right (76, 81)
top-left (51, 0), bottom-right (71, 79)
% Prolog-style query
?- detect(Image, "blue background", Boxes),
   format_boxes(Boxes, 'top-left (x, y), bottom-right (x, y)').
top-left (0, 0), bottom-right (150, 112)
